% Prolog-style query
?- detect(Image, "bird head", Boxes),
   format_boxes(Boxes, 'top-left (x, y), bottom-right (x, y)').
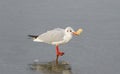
top-left (65, 27), bottom-right (83, 36)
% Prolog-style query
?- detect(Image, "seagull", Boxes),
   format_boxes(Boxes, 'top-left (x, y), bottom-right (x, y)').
top-left (28, 27), bottom-right (83, 64)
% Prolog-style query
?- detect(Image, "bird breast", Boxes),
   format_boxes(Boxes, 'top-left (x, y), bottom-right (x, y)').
top-left (63, 34), bottom-right (72, 43)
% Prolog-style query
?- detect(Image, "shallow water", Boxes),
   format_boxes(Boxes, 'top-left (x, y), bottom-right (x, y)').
top-left (28, 60), bottom-right (72, 74)
top-left (0, 0), bottom-right (120, 74)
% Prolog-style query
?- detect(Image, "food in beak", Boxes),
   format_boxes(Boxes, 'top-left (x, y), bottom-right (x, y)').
top-left (73, 28), bottom-right (83, 35)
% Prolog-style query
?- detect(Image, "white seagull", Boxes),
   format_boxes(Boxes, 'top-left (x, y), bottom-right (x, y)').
top-left (28, 27), bottom-right (83, 62)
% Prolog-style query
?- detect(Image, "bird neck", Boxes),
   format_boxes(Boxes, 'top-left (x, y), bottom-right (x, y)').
top-left (63, 34), bottom-right (72, 43)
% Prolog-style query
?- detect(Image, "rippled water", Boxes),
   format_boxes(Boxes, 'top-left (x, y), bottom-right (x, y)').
top-left (0, 0), bottom-right (120, 74)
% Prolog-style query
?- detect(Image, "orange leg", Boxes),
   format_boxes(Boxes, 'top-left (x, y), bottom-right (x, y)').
top-left (56, 45), bottom-right (64, 56)
top-left (55, 45), bottom-right (64, 64)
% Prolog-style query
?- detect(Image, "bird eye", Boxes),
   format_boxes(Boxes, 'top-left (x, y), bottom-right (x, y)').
top-left (67, 29), bottom-right (72, 32)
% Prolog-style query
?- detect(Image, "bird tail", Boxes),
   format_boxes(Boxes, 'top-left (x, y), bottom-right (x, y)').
top-left (28, 35), bottom-right (38, 40)
top-left (28, 35), bottom-right (43, 42)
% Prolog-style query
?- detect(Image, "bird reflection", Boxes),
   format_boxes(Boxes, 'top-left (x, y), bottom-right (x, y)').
top-left (28, 60), bottom-right (72, 74)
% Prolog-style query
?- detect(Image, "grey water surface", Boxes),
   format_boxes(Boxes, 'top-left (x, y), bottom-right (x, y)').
top-left (0, 0), bottom-right (120, 74)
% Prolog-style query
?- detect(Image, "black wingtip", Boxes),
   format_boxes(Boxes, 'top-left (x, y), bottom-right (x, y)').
top-left (28, 35), bottom-right (38, 38)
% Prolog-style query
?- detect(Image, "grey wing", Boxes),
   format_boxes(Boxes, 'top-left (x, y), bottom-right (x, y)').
top-left (37, 28), bottom-right (65, 44)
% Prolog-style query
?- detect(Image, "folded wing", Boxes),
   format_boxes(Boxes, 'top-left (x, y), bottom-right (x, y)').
top-left (37, 28), bottom-right (65, 44)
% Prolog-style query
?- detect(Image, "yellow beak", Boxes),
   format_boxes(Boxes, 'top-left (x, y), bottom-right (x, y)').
top-left (73, 28), bottom-right (83, 36)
